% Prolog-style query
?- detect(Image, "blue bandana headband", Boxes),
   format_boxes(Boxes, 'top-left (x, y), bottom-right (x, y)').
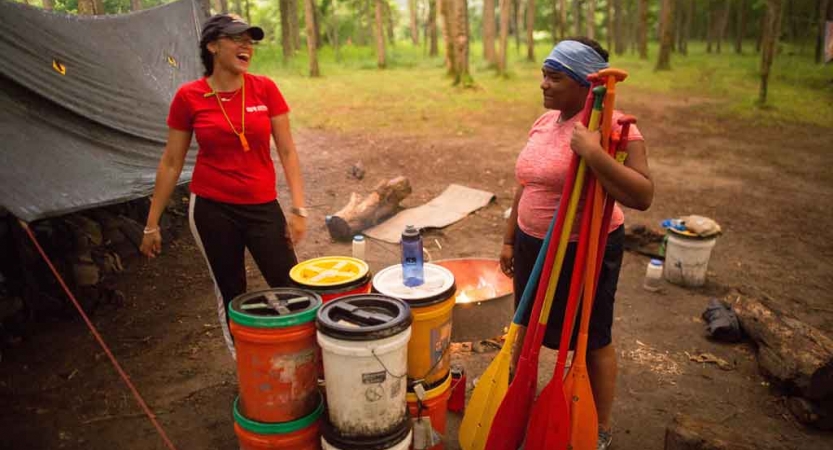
top-left (543, 40), bottom-right (609, 87)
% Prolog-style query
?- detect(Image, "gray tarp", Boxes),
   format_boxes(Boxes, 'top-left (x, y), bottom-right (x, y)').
top-left (0, 0), bottom-right (205, 222)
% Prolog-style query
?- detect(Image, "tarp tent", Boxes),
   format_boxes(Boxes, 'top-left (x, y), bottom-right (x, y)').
top-left (0, 0), bottom-right (205, 222)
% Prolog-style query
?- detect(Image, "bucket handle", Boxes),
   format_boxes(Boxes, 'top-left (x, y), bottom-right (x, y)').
top-left (371, 348), bottom-right (407, 380)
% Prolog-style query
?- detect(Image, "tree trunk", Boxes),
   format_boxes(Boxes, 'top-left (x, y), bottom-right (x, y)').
top-left (706, 0), bottom-right (714, 52)
top-left (440, 0), bottom-right (455, 74)
top-left (716, 0), bottom-right (731, 53)
top-left (655, 0), bottom-right (675, 70)
top-left (677, 0), bottom-right (689, 55)
top-left (673, 0), bottom-right (684, 52)
top-left (78, 0), bottom-right (96, 15)
top-left (280, 0), bottom-right (293, 58)
top-left (559, 0), bottom-right (567, 39)
top-left (43, 0), bottom-right (54, 11)
top-left (498, 0), bottom-right (511, 75)
top-left (131, 0), bottom-right (142, 11)
top-left (552, 0), bottom-right (559, 43)
top-left (756, 11), bottom-right (765, 53)
top-left (637, 0), bottom-right (648, 59)
top-left (453, 0), bottom-right (472, 85)
top-left (304, 0), bottom-right (320, 76)
top-left (410, 0), bottom-right (420, 45)
top-left (514, 0), bottom-right (522, 53)
top-left (375, 0), bottom-right (387, 68)
top-left (733, 296), bottom-right (833, 400)
top-left (736, 0), bottom-right (747, 54)
top-left (218, 0), bottom-right (228, 13)
top-left (290, 0), bottom-right (301, 52)
top-left (817, 0), bottom-right (831, 63)
top-left (233, 0), bottom-right (242, 15)
top-left (613, 0), bottom-right (624, 54)
top-left (606, 0), bottom-right (613, 51)
top-left (586, 0), bottom-right (596, 39)
top-left (573, 0), bottom-right (582, 36)
top-left (313, 1), bottom-right (322, 49)
top-left (484, 0), bottom-right (497, 63)
top-left (759, 0), bottom-right (782, 105)
top-left (428, 0), bottom-right (439, 56)
top-left (526, 0), bottom-right (535, 61)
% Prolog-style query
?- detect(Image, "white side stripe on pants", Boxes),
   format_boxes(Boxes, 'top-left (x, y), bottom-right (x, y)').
top-left (188, 193), bottom-right (236, 359)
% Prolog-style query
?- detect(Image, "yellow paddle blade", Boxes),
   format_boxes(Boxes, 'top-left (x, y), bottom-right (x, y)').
top-left (458, 324), bottom-right (518, 450)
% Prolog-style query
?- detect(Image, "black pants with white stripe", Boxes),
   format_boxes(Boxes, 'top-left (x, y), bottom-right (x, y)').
top-left (188, 194), bottom-right (298, 355)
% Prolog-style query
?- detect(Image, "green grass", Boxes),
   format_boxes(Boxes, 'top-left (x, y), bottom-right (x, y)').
top-left (250, 40), bottom-right (833, 136)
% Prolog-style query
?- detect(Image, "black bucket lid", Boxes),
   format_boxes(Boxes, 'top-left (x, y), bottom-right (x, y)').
top-left (321, 415), bottom-right (411, 450)
top-left (229, 288), bottom-right (322, 328)
top-left (316, 294), bottom-right (412, 342)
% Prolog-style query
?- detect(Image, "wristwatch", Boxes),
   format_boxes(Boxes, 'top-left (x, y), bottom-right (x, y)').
top-left (290, 206), bottom-right (308, 218)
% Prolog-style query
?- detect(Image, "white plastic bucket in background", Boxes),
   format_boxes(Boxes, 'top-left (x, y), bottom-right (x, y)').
top-left (321, 430), bottom-right (413, 450)
top-left (663, 232), bottom-right (718, 287)
top-left (317, 294), bottom-right (412, 438)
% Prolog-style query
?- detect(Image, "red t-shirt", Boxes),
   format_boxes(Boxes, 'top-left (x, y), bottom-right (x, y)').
top-left (167, 73), bottom-right (290, 204)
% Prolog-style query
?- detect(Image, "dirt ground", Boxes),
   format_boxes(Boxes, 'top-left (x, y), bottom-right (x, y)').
top-left (2, 89), bottom-right (833, 450)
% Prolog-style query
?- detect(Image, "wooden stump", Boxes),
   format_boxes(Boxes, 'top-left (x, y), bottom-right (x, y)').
top-left (733, 296), bottom-right (833, 401)
top-left (664, 415), bottom-right (786, 450)
top-left (326, 176), bottom-right (412, 241)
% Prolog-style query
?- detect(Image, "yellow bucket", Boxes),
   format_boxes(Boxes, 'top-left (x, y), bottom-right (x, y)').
top-left (290, 256), bottom-right (371, 303)
top-left (372, 263), bottom-right (456, 385)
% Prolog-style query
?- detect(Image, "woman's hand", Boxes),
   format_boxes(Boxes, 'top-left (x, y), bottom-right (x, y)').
top-left (288, 214), bottom-right (307, 244)
top-left (140, 230), bottom-right (162, 258)
top-left (570, 122), bottom-right (604, 159)
top-left (499, 243), bottom-right (514, 278)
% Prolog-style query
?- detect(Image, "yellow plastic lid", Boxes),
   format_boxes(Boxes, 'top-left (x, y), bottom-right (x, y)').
top-left (290, 256), bottom-right (370, 287)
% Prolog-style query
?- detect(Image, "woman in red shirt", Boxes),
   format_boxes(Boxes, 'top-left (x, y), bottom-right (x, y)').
top-left (140, 14), bottom-right (307, 358)
top-left (499, 38), bottom-right (653, 450)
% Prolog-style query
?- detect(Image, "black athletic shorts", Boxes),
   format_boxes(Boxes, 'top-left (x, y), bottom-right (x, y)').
top-left (512, 225), bottom-right (625, 351)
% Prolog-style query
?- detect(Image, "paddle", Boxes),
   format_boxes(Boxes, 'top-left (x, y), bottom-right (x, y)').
top-left (565, 115), bottom-right (636, 450)
top-left (458, 208), bottom-right (559, 450)
top-left (462, 80), bottom-right (604, 450)
top-left (484, 84), bottom-right (607, 450)
top-left (525, 69), bottom-right (628, 450)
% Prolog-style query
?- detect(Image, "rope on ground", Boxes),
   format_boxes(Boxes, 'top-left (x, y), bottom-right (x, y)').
top-left (19, 219), bottom-right (179, 450)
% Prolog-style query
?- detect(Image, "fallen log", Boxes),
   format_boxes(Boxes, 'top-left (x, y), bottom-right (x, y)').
top-left (664, 415), bottom-right (787, 450)
top-left (732, 296), bottom-right (833, 401)
top-left (326, 176), bottom-right (412, 241)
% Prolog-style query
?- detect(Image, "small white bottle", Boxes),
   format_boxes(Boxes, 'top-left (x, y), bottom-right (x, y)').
top-left (643, 259), bottom-right (664, 292)
top-left (352, 235), bottom-right (366, 261)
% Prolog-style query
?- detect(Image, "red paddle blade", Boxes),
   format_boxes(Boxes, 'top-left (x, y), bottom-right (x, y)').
top-left (483, 359), bottom-right (538, 450)
top-left (524, 382), bottom-right (570, 450)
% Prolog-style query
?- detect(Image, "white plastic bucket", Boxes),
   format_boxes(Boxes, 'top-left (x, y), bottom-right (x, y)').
top-left (317, 294), bottom-right (412, 438)
top-left (663, 232), bottom-right (717, 287)
top-left (321, 429), bottom-right (413, 450)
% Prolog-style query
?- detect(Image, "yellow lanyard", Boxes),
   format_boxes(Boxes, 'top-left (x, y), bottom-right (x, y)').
top-left (208, 78), bottom-right (249, 152)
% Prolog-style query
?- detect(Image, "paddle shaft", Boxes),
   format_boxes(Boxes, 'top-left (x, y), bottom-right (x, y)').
top-left (482, 82), bottom-right (604, 450)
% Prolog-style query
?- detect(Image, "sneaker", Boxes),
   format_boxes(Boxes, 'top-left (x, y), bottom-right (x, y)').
top-left (597, 428), bottom-right (613, 450)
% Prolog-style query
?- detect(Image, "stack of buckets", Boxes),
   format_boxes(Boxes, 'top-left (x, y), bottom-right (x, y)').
top-left (373, 263), bottom-right (457, 450)
top-left (227, 257), bottom-right (456, 450)
top-left (228, 288), bottom-right (325, 450)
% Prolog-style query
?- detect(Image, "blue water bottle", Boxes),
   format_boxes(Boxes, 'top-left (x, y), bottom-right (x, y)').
top-left (401, 225), bottom-right (424, 287)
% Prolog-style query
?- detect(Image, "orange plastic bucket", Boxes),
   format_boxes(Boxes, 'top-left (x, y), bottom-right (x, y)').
top-left (230, 288), bottom-right (322, 423)
top-left (406, 373), bottom-right (452, 450)
top-left (234, 394), bottom-right (323, 450)
top-left (290, 257), bottom-right (372, 303)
